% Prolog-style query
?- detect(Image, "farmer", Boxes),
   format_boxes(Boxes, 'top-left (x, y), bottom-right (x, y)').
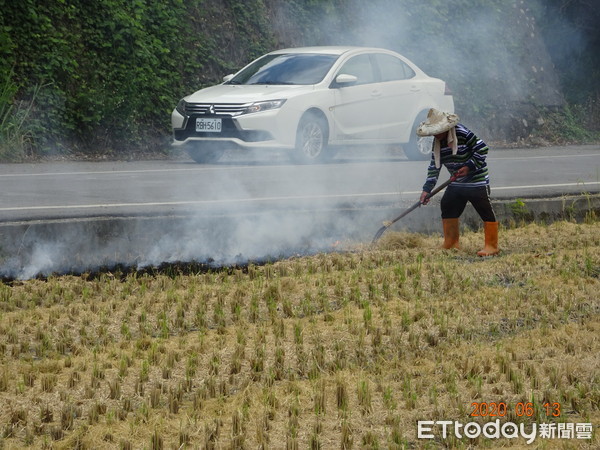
top-left (417, 108), bottom-right (499, 256)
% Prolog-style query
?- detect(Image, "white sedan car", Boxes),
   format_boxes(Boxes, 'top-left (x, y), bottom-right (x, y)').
top-left (172, 46), bottom-right (454, 163)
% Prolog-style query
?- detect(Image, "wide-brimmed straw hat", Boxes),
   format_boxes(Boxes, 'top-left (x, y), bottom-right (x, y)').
top-left (416, 108), bottom-right (460, 137)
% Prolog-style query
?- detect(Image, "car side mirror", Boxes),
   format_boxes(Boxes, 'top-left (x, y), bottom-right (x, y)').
top-left (223, 74), bottom-right (234, 83)
top-left (335, 74), bottom-right (358, 86)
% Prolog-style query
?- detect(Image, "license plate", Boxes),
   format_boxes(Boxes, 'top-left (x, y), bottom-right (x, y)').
top-left (196, 118), bottom-right (222, 133)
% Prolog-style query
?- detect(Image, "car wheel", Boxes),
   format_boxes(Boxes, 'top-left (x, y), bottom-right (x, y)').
top-left (187, 144), bottom-right (224, 164)
top-left (403, 112), bottom-right (434, 161)
top-left (293, 112), bottom-right (329, 164)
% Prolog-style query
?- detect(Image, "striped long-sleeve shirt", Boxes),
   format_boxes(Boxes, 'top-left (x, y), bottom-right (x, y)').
top-left (422, 123), bottom-right (490, 193)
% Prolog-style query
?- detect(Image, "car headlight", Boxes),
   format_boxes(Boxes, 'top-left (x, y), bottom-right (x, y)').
top-left (176, 99), bottom-right (187, 116)
top-left (242, 99), bottom-right (286, 115)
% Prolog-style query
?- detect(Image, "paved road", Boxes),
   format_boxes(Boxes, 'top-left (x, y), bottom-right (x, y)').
top-left (0, 145), bottom-right (598, 222)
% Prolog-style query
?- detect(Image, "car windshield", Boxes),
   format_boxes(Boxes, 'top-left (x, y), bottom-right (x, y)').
top-left (226, 53), bottom-right (339, 85)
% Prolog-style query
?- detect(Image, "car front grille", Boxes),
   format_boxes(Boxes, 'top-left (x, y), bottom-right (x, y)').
top-left (183, 103), bottom-right (251, 116)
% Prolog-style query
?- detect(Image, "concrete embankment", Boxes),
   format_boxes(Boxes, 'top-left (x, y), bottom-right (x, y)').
top-left (0, 194), bottom-right (598, 279)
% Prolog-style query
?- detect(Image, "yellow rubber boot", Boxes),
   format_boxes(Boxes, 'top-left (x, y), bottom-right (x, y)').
top-left (477, 221), bottom-right (499, 256)
top-left (441, 218), bottom-right (460, 249)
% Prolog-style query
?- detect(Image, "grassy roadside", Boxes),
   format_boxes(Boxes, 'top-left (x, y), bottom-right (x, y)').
top-left (0, 220), bottom-right (598, 449)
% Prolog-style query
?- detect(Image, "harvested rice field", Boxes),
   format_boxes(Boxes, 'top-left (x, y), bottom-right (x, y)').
top-left (0, 220), bottom-right (598, 449)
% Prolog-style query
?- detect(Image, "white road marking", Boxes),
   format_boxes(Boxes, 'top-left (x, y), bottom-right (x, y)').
top-left (0, 165), bottom-right (266, 178)
top-left (1, 181), bottom-right (598, 212)
top-left (489, 153), bottom-right (599, 160)
top-left (0, 152), bottom-right (597, 177)
top-left (492, 182), bottom-right (600, 191)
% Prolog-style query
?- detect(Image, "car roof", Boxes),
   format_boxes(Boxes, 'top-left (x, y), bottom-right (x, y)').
top-left (268, 46), bottom-right (393, 56)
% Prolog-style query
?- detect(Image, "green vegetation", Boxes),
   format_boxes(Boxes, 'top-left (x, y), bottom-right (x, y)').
top-left (0, 220), bottom-right (598, 447)
top-left (533, 102), bottom-right (600, 144)
top-left (0, 69), bottom-right (37, 161)
top-left (508, 198), bottom-right (532, 226)
top-left (0, 0), bottom-right (276, 159)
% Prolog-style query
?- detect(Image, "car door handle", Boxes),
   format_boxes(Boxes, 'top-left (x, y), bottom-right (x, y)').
top-left (371, 89), bottom-right (382, 97)
top-left (410, 86), bottom-right (421, 92)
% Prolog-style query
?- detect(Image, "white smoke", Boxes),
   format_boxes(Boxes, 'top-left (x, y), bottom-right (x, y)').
top-left (0, 156), bottom-right (406, 279)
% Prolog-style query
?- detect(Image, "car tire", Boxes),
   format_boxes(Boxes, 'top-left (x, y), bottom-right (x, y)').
top-left (292, 112), bottom-right (329, 164)
top-left (187, 144), bottom-right (224, 164)
top-left (403, 111), bottom-right (434, 161)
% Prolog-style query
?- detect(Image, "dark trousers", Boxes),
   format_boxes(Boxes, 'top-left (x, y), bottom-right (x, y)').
top-left (441, 185), bottom-right (496, 222)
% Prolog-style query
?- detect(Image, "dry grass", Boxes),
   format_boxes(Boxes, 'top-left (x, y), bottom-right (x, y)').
top-left (0, 220), bottom-right (598, 449)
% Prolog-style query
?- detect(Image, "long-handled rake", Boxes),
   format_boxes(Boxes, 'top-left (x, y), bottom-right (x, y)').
top-left (371, 174), bottom-right (458, 244)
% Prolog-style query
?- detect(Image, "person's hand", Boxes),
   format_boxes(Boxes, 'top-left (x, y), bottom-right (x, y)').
top-left (455, 166), bottom-right (470, 177)
top-left (420, 191), bottom-right (430, 205)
